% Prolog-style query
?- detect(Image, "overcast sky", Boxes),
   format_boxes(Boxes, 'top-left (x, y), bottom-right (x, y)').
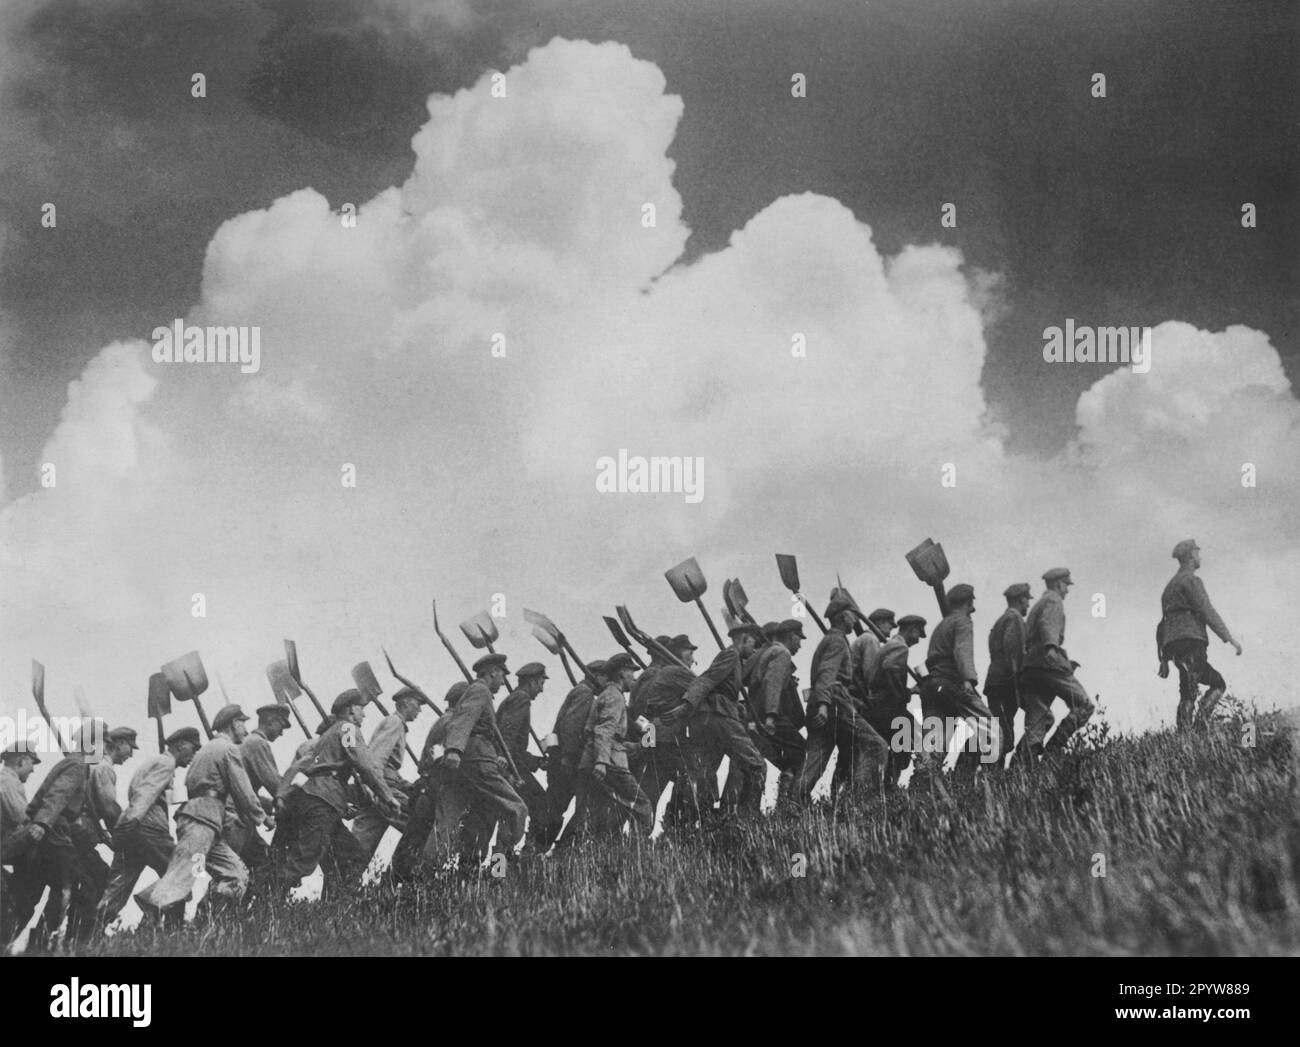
top-left (2, 0), bottom-right (1297, 784)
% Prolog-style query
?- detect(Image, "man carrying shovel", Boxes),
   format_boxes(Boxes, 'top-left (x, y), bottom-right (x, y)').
top-left (226, 704), bottom-right (292, 903)
top-left (750, 619), bottom-right (809, 809)
top-left (353, 688), bottom-right (424, 862)
top-left (794, 597), bottom-right (889, 805)
top-left (915, 585), bottom-right (996, 786)
top-left (543, 660), bottom-right (606, 849)
top-left (136, 705), bottom-right (266, 921)
top-left (864, 615), bottom-right (927, 789)
top-left (492, 663), bottom-right (550, 853)
top-left (421, 654), bottom-right (528, 870)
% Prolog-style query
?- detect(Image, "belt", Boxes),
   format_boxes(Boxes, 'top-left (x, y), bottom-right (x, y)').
top-left (305, 767), bottom-right (352, 783)
top-left (187, 786), bottom-right (225, 800)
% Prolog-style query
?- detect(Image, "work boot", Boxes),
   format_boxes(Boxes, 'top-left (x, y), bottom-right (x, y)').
top-left (1196, 687), bottom-right (1226, 726)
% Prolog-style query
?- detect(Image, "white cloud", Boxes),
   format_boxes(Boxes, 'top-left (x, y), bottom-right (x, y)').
top-left (2, 38), bottom-right (1295, 802)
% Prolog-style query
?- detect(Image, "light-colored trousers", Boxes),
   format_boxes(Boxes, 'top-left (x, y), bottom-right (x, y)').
top-left (135, 815), bottom-right (248, 911)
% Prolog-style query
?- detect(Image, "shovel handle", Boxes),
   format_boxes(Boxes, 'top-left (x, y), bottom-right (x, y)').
top-left (34, 700), bottom-right (70, 756)
top-left (192, 694), bottom-right (215, 740)
top-left (298, 679), bottom-right (329, 722)
top-left (286, 697), bottom-right (312, 740)
top-left (154, 716), bottom-right (166, 754)
top-left (619, 641), bottom-right (647, 670)
top-left (557, 647), bottom-right (578, 687)
top-left (798, 595), bottom-right (828, 635)
top-left (694, 596), bottom-right (726, 650)
top-left (434, 622), bottom-right (474, 684)
top-left (932, 584), bottom-right (951, 619)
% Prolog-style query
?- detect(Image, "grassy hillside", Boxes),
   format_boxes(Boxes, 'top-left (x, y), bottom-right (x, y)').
top-left (81, 708), bottom-right (1299, 956)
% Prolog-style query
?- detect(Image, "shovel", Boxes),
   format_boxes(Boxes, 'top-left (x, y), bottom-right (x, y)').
top-left (531, 625), bottom-right (577, 686)
top-left (614, 605), bottom-right (690, 672)
top-left (161, 651), bottom-right (214, 740)
top-left (906, 538), bottom-right (952, 618)
top-left (724, 578), bottom-right (760, 626)
top-left (665, 557), bottom-right (725, 650)
top-left (775, 554), bottom-right (827, 634)
top-left (284, 639), bottom-right (329, 721)
top-left (434, 601), bottom-right (523, 781)
top-left (838, 572), bottom-right (864, 636)
top-left (353, 660), bottom-right (419, 764)
top-left (523, 608), bottom-right (600, 686)
top-left (265, 660), bottom-right (312, 739)
top-left (31, 660), bottom-right (68, 756)
top-left (147, 672), bottom-right (171, 753)
top-left (602, 616), bottom-right (646, 669)
top-left (380, 648), bottom-right (443, 715)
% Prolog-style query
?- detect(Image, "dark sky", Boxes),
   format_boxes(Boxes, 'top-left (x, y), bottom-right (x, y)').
top-left (2, 0), bottom-right (1296, 492)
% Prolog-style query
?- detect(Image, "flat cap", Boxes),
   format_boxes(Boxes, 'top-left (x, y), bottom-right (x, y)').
top-left (760, 620), bottom-right (784, 638)
top-left (106, 726), bottom-right (139, 748)
top-left (2, 743), bottom-right (39, 763)
top-left (391, 686), bottom-right (426, 706)
top-left (946, 583), bottom-right (976, 605)
top-left (776, 618), bottom-right (806, 638)
top-left (867, 608), bottom-right (896, 625)
top-left (331, 689), bottom-right (367, 715)
top-left (444, 681), bottom-right (470, 707)
top-left (584, 659), bottom-right (609, 678)
top-left (164, 727), bottom-right (201, 749)
top-left (1042, 567), bottom-right (1073, 585)
top-left (605, 652), bottom-right (636, 674)
top-left (1003, 582), bottom-right (1031, 600)
top-left (669, 634), bottom-right (698, 651)
top-left (212, 704), bottom-right (249, 732)
top-left (472, 652), bottom-right (509, 675)
top-left (728, 622), bottom-right (765, 642)
top-left (256, 703), bottom-right (291, 722)
top-left (515, 662), bottom-right (548, 680)
top-left (653, 634), bottom-right (673, 647)
top-left (1172, 539), bottom-right (1199, 560)
top-left (824, 596), bottom-right (855, 618)
top-left (897, 614), bottom-right (928, 636)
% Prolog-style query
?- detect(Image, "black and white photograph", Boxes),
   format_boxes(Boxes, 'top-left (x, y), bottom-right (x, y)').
top-left (0, 0), bottom-right (1296, 1011)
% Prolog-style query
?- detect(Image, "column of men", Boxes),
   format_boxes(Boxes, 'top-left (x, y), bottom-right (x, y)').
top-left (1, 541), bottom-right (1240, 945)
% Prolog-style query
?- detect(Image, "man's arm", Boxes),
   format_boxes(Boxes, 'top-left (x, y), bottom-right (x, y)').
top-left (277, 739), bottom-right (316, 801)
top-left (118, 757), bottom-right (174, 825)
top-left (677, 649), bottom-right (734, 717)
top-left (1191, 577), bottom-right (1234, 645)
top-left (367, 715), bottom-right (406, 781)
top-left (1007, 615), bottom-right (1026, 678)
top-left (591, 691), bottom-right (620, 768)
top-left (757, 648), bottom-right (792, 720)
top-left (221, 748), bottom-right (266, 827)
top-left (27, 763), bottom-right (83, 829)
top-left (341, 722), bottom-right (397, 805)
top-left (954, 615), bottom-right (979, 685)
top-left (876, 644), bottom-right (911, 706)
top-left (91, 763), bottom-right (122, 828)
top-left (241, 737), bottom-right (282, 801)
top-left (810, 635), bottom-right (847, 706)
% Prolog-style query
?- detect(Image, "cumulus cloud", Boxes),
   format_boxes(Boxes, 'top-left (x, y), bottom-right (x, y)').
top-left (2, 37), bottom-right (1296, 805)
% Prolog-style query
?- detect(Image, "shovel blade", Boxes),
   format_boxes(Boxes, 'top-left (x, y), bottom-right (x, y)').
top-left (730, 578), bottom-right (751, 615)
top-left (614, 606), bottom-right (634, 634)
top-left (31, 659), bottom-right (45, 704)
top-left (532, 625), bottom-right (562, 655)
top-left (905, 539), bottom-right (950, 586)
top-left (459, 611), bottom-right (498, 648)
top-left (602, 615), bottom-right (631, 648)
top-left (266, 660), bottom-right (302, 703)
top-left (147, 671), bottom-right (171, 719)
top-left (284, 639), bottom-right (302, 684)
top-left (351, 661), bottom-right (383, 700)
top-left (665, 557), bottom-right (707, 602)
top-left (161, 651), bottom-right (208, 702)
top-left (721, 607), bottom-right (739, 633)
top-left (524, 608), bottom-right (560, 637)
top-left (775, 554), bottom-right (801, 593)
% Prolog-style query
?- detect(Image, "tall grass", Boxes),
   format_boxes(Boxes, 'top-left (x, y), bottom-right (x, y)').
top-left (81, 710), bottom-right (1299, 956)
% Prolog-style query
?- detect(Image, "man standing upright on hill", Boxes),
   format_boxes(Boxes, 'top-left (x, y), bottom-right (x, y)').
top-left (1015, 569), bottom-right (1094, 765)
top-left (1158, 539), bottom-right (1241, 729)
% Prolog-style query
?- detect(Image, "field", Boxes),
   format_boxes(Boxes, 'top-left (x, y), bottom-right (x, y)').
top-left (78, 707), bottom-right (1299, 957)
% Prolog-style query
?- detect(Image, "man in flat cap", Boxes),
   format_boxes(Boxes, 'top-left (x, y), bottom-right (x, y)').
top-left (278, 691), bottom-right (396, 898)
top-left (488, 663), bottom-right (550, 852)
top-left (1, 743), bottom-right (40, 943)
top-left (353, 687), bottom-right (425, 862)
top-left (1015, 569), bottom-right (1095, 765)
top-left (1159, 540), bottom-right (1241, 729)
top-left (750, 619), bottom-right (808, 807)
top-left (97, 727), bottom-right (199, 929)
top-left (851, 608), bottom-right (896, 706)
top-left (916, 585), bottom-right (996, 786)
top-left (390, 681), bottom-right (473, 881)
top-left (570, 653), bottom-right (654, 840)
top-left (85, 727), bottom-right (136, 842)
top-left (794, 596), bottom-right (889, 804)
top-left (422, 654), bottom-right (528, 870)
top-left (11, 720), bottom-right (104, 948)
top-left (137, 705), bottom-right (267, 918)
top-left (631, 640), bottom-right (703, 832)
top-left (968, 584), bottom-right (1031, 771)
top-left (864, 615), bottom-right (927, 789)
top-left (661, 623), bottom-right (768, 818)
top-left (226, 704), bottom-right (292, 902)
top-left (544, 661), bottom-right (606, 849)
